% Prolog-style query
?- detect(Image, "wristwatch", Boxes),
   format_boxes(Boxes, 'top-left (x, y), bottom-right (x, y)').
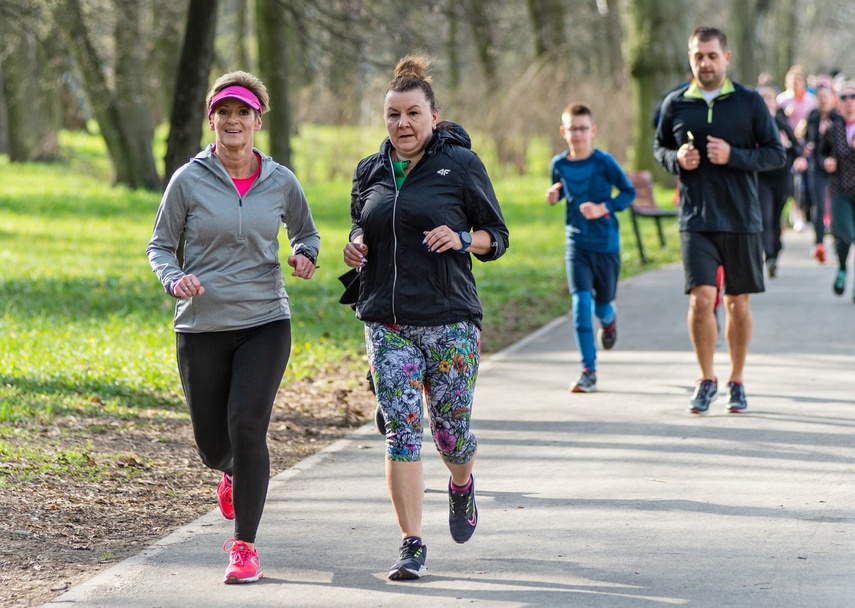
top-left (294, 244), bottom-right (317, 266)
top-left (457, 231), bottom-right (472, 253)
top-left (300, 251), bottom-right (317, 266)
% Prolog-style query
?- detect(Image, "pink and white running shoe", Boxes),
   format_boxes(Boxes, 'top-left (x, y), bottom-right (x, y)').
top-left (217, 473), bottom-right (235, 520)
top-left (223, 538), bottom-right (262, 584)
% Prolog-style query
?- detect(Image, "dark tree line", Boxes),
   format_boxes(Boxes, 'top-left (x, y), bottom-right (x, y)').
top-left (0, 0), bottom-right (851, 189)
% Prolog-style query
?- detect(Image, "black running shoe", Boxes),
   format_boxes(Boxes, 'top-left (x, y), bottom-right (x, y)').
top-left (448, 475), bottom-right (478, 544)
top-left (726, 381), bottom-right (749, 413)
top-left (598, 317), bottom-right (617, 350)
top-left (374, 404), bottom-right (386, 435)
top-left (833, 270), bottom-right (846, 296)
top-left (388, 536), bottom-right (427, 580)
top-left (688, 378), bottom-right (718, 415)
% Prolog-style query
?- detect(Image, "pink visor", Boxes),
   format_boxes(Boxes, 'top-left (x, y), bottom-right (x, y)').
top-left (208, 86), bottom-right (262, 115)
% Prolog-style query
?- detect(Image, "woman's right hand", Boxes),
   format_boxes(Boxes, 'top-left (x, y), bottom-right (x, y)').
top-left (171, 274), bottom-right (205, 299)
top-left (343, 241), bottom-right (368, 268)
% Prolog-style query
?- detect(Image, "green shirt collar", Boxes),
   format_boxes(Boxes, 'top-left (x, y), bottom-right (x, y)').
top-left (392, 159), bottom-right (410, 189)
top-left (684, 77), bottom-right (735, 100)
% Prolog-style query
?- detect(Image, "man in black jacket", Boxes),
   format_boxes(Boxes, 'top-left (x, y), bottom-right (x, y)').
top-left (654, 26), bottom-right (786, 415)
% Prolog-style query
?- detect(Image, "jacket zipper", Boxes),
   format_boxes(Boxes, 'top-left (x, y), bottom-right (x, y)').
top-left (238, 197), bottom-right (244, 238)
top-left (389, 156), bottom-right (399, 324)
top-left (222, 152), bottom-right (260, 241)
top-left (706, 92), bottom-right (730, 123)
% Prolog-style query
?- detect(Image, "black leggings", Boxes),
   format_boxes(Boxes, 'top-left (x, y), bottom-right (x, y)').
top-left (759, 171), bottom-right (790, 261)
top-left (176, 319), bottom-right (291, 543)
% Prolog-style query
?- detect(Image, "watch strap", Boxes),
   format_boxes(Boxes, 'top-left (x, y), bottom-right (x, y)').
top-left (457, 230), bottom-right (471, 253)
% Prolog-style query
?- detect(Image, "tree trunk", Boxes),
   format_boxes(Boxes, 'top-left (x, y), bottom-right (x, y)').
top-left (526, 0), bottom-right (567, 58)
top-left (114, 0), bottom-right (161, 190)
top-left (237, 0), bottom-right (252, 71)
top-left (55, 0), bottom-right (160, 190)
top-left (446, 1), bottom-right (461, 112)
top-left (0, 21), bottom-right (60, 161)
top-left (256, 0), bottom-right (292, 167)
top-left (602, 0), bottom-right (625, 85)
top-left (461, 0), bottom-right (507, 162)
top-left (732, 0), bottom-right (759, 84)
top-left (628, 0), bottom-right (690, 177)
top-left (152, 0), bottom-right (189, 126)
top-left (164, 0), bottom-right (218, 184)
top-left (773, 0), bottom-right (799, 82)
top-left (286, 0), bottom-right (313, 88)
top-left (461, 0), bottom-right (498, 95)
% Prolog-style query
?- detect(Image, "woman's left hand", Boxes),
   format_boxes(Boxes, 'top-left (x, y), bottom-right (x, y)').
top-left (287, 254), bottom-right (317, 280)
top-left (423, 225), bottom-right (462, 253)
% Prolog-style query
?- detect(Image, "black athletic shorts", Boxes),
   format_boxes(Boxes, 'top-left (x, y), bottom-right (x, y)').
top-left (680, 231), bottom-right (765, 295)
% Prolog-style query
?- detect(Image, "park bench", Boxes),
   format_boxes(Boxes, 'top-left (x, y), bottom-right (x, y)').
top-left (626, 170), bottom-right (677, 263)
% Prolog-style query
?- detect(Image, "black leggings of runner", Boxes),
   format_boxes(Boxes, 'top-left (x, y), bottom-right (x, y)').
top-left (831, 195), bottom-right (855, 272)
top-left (176, 319), bottom-right (291, 543)
top-left (759, 171), bottom-right (789, 261)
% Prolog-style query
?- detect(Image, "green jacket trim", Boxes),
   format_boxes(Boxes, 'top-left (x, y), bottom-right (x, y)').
top-left (684, 78), bottom-right (736, 123)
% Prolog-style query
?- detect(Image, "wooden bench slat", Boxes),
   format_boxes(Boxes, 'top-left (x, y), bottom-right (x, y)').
top-left (626, 171), bottom-right (677, 263)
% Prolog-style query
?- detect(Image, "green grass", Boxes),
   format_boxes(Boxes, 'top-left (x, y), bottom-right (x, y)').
top-left (0, 127), bottom-right (680, 477)
top-left (0, 434), bottom-right (113, 482)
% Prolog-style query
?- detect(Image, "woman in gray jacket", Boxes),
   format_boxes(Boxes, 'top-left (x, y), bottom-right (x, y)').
top-left (147, 71), bottom-right (319, 585)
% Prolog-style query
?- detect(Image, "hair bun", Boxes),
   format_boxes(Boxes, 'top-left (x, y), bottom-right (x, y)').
top-left (394, 54), bottom-right (432, 84)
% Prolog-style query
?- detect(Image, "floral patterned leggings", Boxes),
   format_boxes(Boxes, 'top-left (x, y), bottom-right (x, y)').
top-left (364, 321), bottom-right (480, 464)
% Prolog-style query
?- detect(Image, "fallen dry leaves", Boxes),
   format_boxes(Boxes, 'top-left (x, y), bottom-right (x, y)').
top-left (0, 372), bottom-right (376, 608)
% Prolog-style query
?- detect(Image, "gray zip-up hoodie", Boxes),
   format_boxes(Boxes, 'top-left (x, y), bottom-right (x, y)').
top-left (147, 145), bottom-right (320, 333)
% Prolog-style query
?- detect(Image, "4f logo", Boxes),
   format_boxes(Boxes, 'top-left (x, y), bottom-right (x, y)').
top-left (437, 169), bottom-right (451, 176)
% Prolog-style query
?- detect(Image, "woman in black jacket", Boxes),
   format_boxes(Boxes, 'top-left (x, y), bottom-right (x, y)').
top-left (819, 81), bottom-right (855, 297)
top-left (757, 85), bottom-right (803, 277)
top-left (801, 85), bottom-right (839, 262)
top-left (343, 54), bottom-right (508, 581)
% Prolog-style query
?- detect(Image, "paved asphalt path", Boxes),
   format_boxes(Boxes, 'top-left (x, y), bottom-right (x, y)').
top-left (44, 230), bottom-right (854, 607)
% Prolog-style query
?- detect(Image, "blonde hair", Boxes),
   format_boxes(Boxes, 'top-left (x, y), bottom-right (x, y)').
top-left (835, 80), bottom-right (855, 95)
top-left (786, 65), bottom-right (805, 79)
top-left (386, 54), bottom-right (440, 112)
top-left (206, 71), bottom-right (270, 114)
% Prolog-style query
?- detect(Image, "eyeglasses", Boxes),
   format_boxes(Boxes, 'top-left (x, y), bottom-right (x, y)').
top-left (839, 93), bottom-right (855, 101)
top-left (567, 126), bottom-right (591, 133)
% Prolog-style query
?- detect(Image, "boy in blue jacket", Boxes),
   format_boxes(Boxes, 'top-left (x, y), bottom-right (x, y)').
top-left (546, 103), bottom-right (635, 392)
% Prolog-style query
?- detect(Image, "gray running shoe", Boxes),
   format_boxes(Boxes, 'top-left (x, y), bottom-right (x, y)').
top-left (570, 369), bottom-right (597, 393)
top-left (767, 258), bottom-right (777, 278)
top-left (688, 378), bottom-right (718, 415)
top-left (726, 381), bottom-right (749, 413)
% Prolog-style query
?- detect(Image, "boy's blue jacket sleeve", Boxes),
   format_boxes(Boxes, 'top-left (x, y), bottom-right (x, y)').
top-left (549, 157), bottom-right (565, 201)
top-left (604, 155), bottom-right (636, 214)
